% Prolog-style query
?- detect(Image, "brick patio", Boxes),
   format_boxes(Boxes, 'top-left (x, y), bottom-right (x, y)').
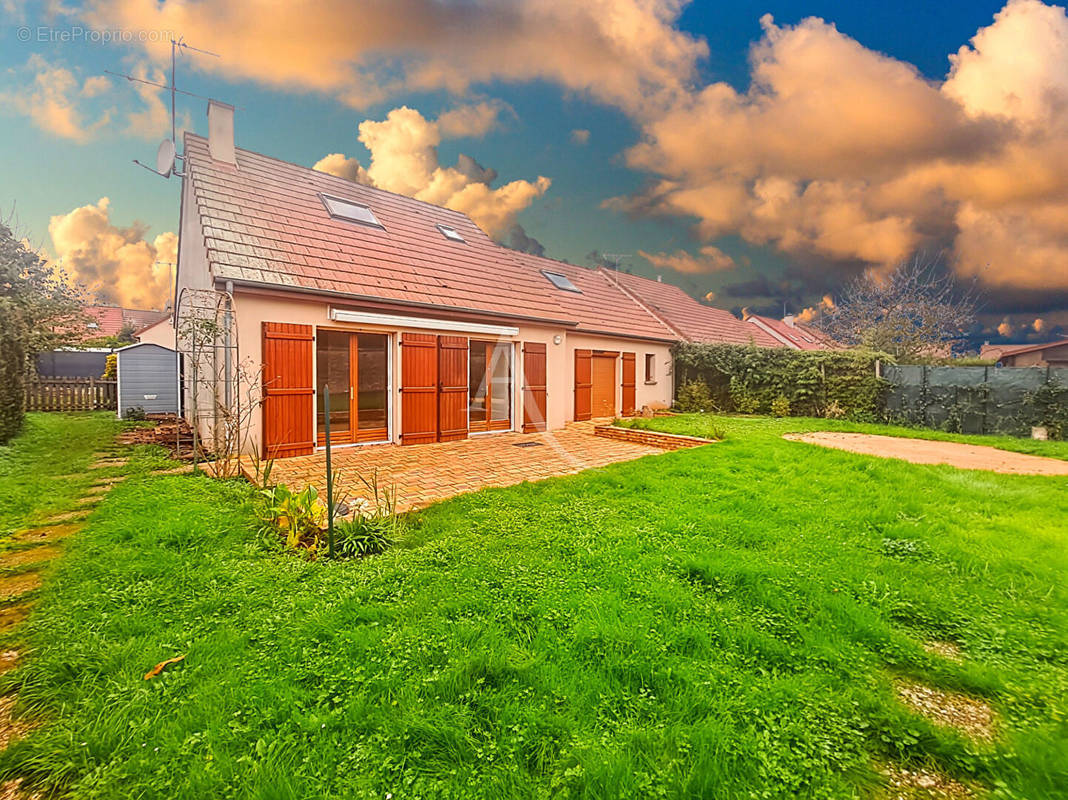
top-left (249, 422), bottom-right (673, 513)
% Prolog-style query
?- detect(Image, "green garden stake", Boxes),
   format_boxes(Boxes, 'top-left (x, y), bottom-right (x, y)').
top-left (324, 384), bottom-right (335, 559)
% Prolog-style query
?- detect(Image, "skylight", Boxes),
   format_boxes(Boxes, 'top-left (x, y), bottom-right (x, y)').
top-left (437, 224), bottom-right (465, 242)
top-left (320, 194), bottom-right (382, 228)
top-left (541, 270), bottom-right (581, 293)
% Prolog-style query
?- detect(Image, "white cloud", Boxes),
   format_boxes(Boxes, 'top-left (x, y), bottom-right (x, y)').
top-left (81, 0), bottom-right (706, 117)
top-left (436, 101), bottom-right (507, 138)
top-left (48, 197), bottom-right (175, 308)
top-left (570, 128), bottom-right (591, 145)
top-left (613, 1), bottom-right (1068, 290)
top-left (0, 55), bottom-right (112, 142)
top-left (315, 106), bottom-right (550, 236)
top-left (638, 245), bottom-right (735, 274)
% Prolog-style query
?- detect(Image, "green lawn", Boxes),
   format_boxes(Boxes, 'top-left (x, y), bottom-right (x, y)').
top-left (2, 413), bottom-right (1067, 799)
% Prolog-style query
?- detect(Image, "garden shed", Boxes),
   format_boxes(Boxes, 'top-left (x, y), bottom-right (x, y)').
top-left (116, 343), bottom-right (181, 418)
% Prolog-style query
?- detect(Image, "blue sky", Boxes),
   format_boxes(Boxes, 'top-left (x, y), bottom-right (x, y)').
top-left (2, 0), bottom-right (1065, 343)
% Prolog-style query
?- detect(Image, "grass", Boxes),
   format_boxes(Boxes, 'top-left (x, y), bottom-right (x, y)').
top-left (2, 413), bottom-right (1067, 798)
top-left (0, 413), bottom-right (117, 535)
top-left (619, 413), bottom-right (1068, 460)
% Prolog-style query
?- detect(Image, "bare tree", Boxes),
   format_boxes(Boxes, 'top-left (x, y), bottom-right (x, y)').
top-left (818, 258), bottom-right (980, 360)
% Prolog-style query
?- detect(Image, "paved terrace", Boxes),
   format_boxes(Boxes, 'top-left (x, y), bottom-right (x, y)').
top-left (248, 422), bottom-right (675, 513)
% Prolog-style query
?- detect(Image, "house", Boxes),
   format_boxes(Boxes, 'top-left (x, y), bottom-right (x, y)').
top-left (174, 101), bottom-right (771, 458)
top-left (81, 305), bottom-right (169, 341)
top-left (134, 315), bottom-right (176, 347)
top-left (744, 313), bottom-right (840, 351)
top-left (980, 339), bottom-right (1068, 367)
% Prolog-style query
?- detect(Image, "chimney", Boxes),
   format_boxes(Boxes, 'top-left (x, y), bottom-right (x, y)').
top-left (656, 275), bottom-right (662, 282)
top-left (207, 99), bottom-right (236, 165)
top-left (783, 314), bottom-right (796, 327)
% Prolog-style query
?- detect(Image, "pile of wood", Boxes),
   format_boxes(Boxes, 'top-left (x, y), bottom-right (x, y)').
top-left (118, 414), bottom-right (212, 460)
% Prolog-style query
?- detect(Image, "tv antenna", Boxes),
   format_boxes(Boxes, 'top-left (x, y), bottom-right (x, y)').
top-left (106, 36), bottom-right (220, 178)
top-left (602, 253), bottom-right (631, 270)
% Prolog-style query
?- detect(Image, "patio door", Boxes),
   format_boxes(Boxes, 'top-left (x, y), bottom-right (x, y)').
top-left (315, 330), bottom-right (388, 445)
top-left (469, 340), bottom-right (512, 433)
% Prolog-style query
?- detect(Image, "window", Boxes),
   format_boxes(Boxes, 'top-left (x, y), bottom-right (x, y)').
top-left (437, 224), bottom-right (465, 242)
top-left (320, 193), bottom-right (383, 228)
top-left (87, 322), bottom-right (99, 329)
top-left (644, 353), bottom-right (656, 383)
top-left (541, 270), bottom-right (581, 293)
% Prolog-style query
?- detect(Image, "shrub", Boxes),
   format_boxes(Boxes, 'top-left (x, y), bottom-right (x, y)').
top-left (1026, 379), bottom-right (1068, 440)
top-left (124, 406), bottom-right (147, 421)
top-left (333, 470), bottom-right (405, 558)
top-left (674, 379), bottom-right (715, 413)
top-left (0, 299), bottom-right (25, 445)
top-left (255, 483), bottom-right (328, 551)
top-left (770, 395), bottom-right (791, 417)
top-left (102, 353), bottom-right (117, 380)
top-left (673, 342), bottom-right (890, 419)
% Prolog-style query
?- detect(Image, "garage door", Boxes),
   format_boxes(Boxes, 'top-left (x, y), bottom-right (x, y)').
top-left (591, 354), bottom-right (616, 417)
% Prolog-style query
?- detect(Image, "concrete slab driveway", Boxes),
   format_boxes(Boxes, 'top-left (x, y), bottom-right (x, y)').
top-left (254, 423), bottom-right (667, 513)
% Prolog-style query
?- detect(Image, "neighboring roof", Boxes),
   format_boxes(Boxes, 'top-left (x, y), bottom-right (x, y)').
top-left (980, 338), bottom-right (1068, 360)
top-left (83, 306), bottom-right (169, 338)
top-left (123, 308), bottom-right (170, 331)
top-left (746, 315), bottom-right (840, 351)
top-left (84, 306), bottom-right (124, 337)
top-left (183, 133), bottom-right (572, 325)
top-left (504, 253), bottom-right (676, 341)
top-left (602, 270), bottom-right (779, 346)
top-left (133, 315), bottom-right (173, 337)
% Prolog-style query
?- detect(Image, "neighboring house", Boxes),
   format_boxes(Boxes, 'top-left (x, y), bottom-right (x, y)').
top-left (82, 305), bottom-right (169, 341)
top-left (134, 315), bottom-right (176, 347)
top-left (980, 339), bottom-right (1068, 367)
top-left (745, 314), bottom-right (840, 351)
top-left (37, 305), bottom-right (170, 378)
top-left (175, 101), bottom-right (772, 458)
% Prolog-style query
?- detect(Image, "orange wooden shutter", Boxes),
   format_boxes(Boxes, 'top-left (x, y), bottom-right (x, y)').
top-left (400, 333), bottom-right (438, 445)
top-left (522, 342), bottom-right (547, 432)
top-left (574, 349), bottom-right (592, 421)
top-left (261, 322), bottom-right (314, 459)
top-left (621, 352), bottom-right (636, 416)
top-left (437, 335), bottom-right (469, 442)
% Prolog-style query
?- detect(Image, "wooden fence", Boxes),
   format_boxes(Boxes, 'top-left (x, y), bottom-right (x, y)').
top-left (25, 377), bottom-right (117, 412)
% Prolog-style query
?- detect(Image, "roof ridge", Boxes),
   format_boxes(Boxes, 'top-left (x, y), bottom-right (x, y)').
top-left (598, 268), bottom-right (687, 341)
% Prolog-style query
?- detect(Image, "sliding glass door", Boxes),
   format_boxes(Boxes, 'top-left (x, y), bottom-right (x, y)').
top-left (469, 340), bottom-right (512, 432)
top-left (316, 330), bottom-right (389, 445)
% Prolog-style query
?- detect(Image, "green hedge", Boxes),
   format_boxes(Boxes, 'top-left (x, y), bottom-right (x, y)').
top-left (0, 298), bottom-right (26, 445)
top-left (673, 343), bottom-right (890, 420)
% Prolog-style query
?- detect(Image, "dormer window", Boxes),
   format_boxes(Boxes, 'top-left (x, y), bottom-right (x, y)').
top-left (437, 224), bottom-right (465, 242)
top-left (541, 269), bottom-right (581, 293)
top-left (320, 193), bottom-right (383, 228)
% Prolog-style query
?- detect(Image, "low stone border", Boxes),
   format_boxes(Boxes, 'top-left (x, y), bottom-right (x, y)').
top-left (594, 425), bottom-right (715, 451)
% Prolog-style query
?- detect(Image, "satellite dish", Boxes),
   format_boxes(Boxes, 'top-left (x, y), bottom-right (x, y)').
top-left (156, 139), bottom-right (176, 177)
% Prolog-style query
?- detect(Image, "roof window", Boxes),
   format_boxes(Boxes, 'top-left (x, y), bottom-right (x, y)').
top-left (437, 224), bottom-right (465, 242)
top-left (320, 194), bottom-right (382, 228)
top-left (541, 270), bottom-right (581, 293)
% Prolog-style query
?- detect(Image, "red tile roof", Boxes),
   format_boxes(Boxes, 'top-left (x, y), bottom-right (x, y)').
top-left (184, 133), bottom-right (786, 347)
top-left (81, 306), bottom-right (168, 339)
top-left (84, 306), bottom-right (124, 337)
top-left (184, 133), bottom-right (573, 325)
top-left (602, 270), bottom-right (779, 346)
top-left (980, 338), bottom-right (1068, 359)
top-left (503, 252), bottom-right (676, 341)
top-left (746, 315), bottom-right (840, 350)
